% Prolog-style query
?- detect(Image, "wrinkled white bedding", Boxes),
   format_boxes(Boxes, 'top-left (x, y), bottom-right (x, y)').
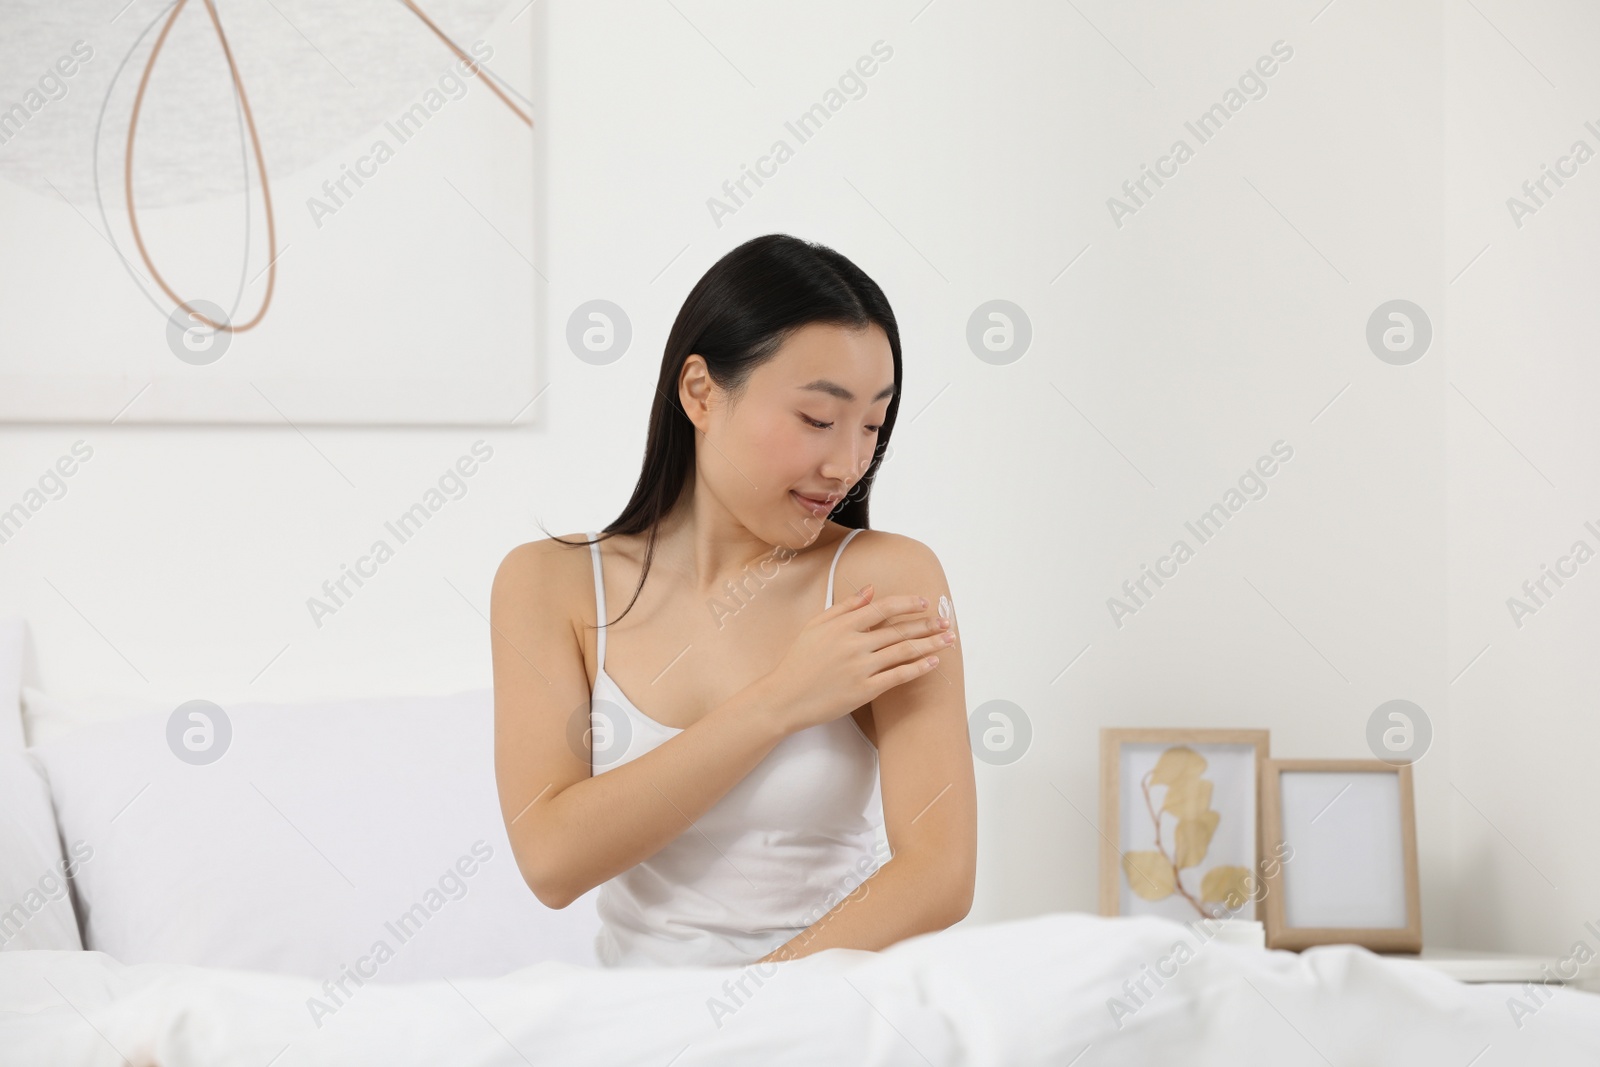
top-left (4, 912), bottom-right (1597, 1066)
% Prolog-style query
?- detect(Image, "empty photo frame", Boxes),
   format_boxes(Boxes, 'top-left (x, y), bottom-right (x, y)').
top-left (1099, 729), bottom-right (1270, 922)
top-left (1260, 759), bottom-right (1421, 952)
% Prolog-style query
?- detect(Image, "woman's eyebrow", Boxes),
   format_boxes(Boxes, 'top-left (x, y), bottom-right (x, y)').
top-left (798, 379), bottom-right (896, 402)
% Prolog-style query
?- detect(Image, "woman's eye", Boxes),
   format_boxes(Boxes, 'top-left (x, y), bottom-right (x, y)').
top-left (801, 414), bottom-right (832, 429)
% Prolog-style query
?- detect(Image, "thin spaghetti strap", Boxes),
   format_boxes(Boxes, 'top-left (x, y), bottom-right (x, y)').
top-left (588, 532), bottom-right (606, 669)
top-left (825, 528), bottom-right (865, 610)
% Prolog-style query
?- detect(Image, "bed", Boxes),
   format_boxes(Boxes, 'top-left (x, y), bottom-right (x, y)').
top-left (3, 618), bottom-right (1598, 1065)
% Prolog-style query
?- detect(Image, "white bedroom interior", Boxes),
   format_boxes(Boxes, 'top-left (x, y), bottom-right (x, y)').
top-left (1, 0), bottom-right (1596, 999)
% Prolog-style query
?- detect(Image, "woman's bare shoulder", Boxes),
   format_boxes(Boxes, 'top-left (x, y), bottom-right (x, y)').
top-left (492, 532), bottom-right (598, 606)
top-left (832, 527), bottom-right (950, 593)
top-left (837, 526), bottom-right (942, 565)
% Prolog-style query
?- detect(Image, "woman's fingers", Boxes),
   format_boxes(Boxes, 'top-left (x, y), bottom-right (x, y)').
top-left (845, 593), bottom-right (928, 630)
top-left (864, 614), bottom-right (948, 651)
top-left (866, 603), bottom-right (937, 628)
top-left (871, 650), bottom-right (942, 692)
top-left (820, 582), bottom-right (878, 621)
top-left (872, 630), bottom-right (955, 671)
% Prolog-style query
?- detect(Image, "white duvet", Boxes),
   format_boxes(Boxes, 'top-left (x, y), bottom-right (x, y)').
top-left (4, 912), bottom-right (1597, 1066)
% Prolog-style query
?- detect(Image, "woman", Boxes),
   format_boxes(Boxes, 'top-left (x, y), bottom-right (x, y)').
top-left (490, 234), bottom-right (976, 968)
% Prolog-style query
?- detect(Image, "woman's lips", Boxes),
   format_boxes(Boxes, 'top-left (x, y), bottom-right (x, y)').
top-left (791, 491), bottom-right (833, 516)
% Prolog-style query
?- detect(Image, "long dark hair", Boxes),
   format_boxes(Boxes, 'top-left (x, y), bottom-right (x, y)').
top-left (544, 233), bottom-right (903, 627)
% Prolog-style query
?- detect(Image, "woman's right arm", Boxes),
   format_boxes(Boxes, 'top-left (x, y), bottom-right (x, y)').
top-left (490, 540), bottom-right (788, 909)
top-left (489, 539), bottom-right (946, 910)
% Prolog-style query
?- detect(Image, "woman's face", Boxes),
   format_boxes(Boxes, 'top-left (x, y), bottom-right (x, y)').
top-left (682, 321), bottom-right (895, 549)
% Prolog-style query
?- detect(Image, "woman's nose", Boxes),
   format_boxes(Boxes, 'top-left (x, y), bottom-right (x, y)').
top-left (820, 440), bottom-right (869, 485)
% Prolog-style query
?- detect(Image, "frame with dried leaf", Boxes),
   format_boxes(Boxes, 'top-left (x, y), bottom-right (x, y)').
top-left (1099, 728), bottom-right (1271, 922)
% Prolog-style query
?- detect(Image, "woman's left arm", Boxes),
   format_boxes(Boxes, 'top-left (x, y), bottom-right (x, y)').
top-left (757, 534), bottom-right (977, 963)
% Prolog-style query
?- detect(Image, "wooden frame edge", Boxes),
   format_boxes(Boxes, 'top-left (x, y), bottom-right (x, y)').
top-left (1260, 758), bottom-right (1422, 953)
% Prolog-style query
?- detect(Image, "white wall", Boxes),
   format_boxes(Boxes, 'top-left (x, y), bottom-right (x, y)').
top-left (1, 0), bottom-right (1592, 956)
top-left (1444, 1), bottom-right (1600, 954)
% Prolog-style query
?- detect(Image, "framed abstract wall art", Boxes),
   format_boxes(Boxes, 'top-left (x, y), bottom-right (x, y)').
top-left (0, 0), bottom-right (538, 424)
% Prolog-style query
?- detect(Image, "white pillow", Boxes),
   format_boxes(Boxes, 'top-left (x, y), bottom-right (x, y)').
top-left (30, 688), bottom-right (600, 978)
top-left (0, 617), bottom-right (24, 752)
top-left (21, 685), bottom-right (169, 749)
top-left (0, 617), bottom-right (84, 952)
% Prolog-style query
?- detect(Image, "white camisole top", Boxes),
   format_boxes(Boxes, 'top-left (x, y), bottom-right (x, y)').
top-left (587, 528), bottom-right (885, 968)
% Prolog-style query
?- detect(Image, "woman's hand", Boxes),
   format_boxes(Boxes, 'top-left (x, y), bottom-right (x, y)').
top-left (758, 584), bottom-right (954, 736)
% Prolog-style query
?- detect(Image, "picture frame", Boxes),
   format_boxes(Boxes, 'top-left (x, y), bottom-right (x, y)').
top-left (1260, 759), bottom-right (1422, 953)
top-left (0, 2), bottom-right (539, 425)
top-left (1099, 728), bottom-right (1271, 922)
